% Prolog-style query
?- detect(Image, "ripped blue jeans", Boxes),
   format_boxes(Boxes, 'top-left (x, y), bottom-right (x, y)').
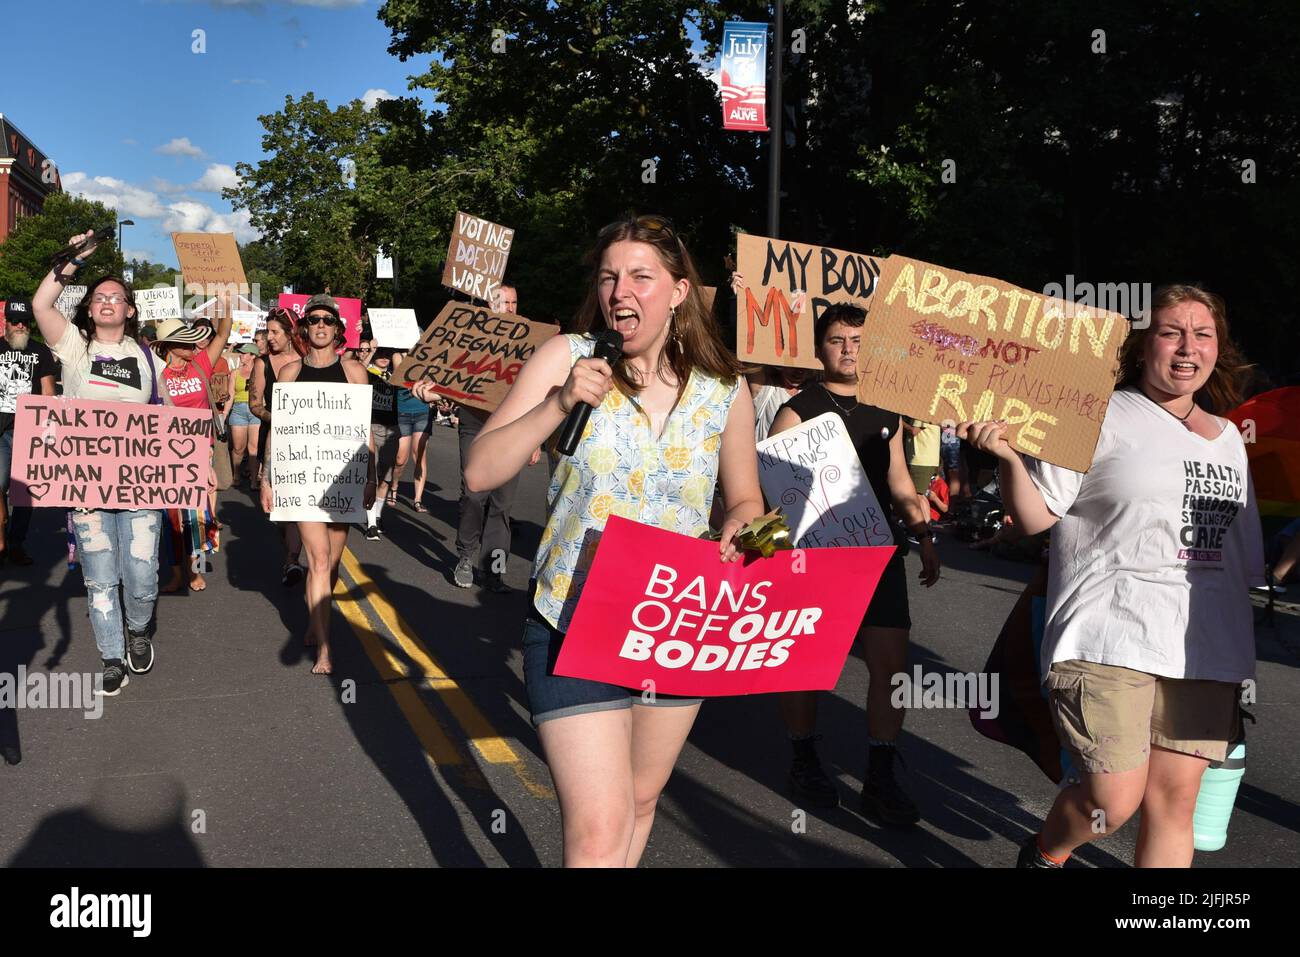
top-left (70, 509), bottom-right (162, 662)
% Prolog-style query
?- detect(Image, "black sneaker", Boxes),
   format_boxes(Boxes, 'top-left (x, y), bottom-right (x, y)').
top-left (364, 525), bottom-right (381, 541)
top-left (789, 736), bottom-right (839, 808)
top-left (6, 545), bottom-right (33, 566)
top-left (97, 660), bottom-right (130, 697)
top-left (860, 744), bottom-right (921, 827)
top-left (282, 561), bottom-right (305, 587)
top-left (127, 628), bottom-right (155, 674)
top-left (484, 571), bottom-right (511, 594)
top-left (1016, 833), bottom-right (1064, 868)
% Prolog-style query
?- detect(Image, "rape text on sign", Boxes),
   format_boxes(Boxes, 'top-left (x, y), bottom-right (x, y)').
top-left (856, 255), bottom-right (1128, 472)
top-left (9, 396), bottom-right (212, 509)
top-left (556, 516), bottom-right (894, 696)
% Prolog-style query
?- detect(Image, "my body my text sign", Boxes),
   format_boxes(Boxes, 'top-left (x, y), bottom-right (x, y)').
top-left (735, 233), bottom-right (882, 369)
top-left (857, 255), bottom-right (1127, 472)
top-left (395, 302), bottom-right (559, 413)
top-left (269, 383), bottom-right (370, 524)
top-left (441, 211), bottom-right (514, 304)
top-left (9, 396), bottom-right (212, 509)
top-left (757, 412), bottom-right (893, 548)
top-left (556, 516), bottom-right (894, 696)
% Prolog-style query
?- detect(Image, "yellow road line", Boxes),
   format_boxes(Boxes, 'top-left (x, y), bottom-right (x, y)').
top-left (333, 573), bottom-right (463, 766)
top-left (341, 548), bottom-right (554, 800)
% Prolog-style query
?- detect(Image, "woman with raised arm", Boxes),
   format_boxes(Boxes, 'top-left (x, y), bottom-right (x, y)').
top-left (260, 295), bottom-right (375, 674)
top-left (249, 308), bottom-right (305, 584)
top-left (30, 231), bottom-right (168, 697)
top-left (424, 216), bottom-right (765, 867)
top-left (960, 285), bottom-right (1263, 869)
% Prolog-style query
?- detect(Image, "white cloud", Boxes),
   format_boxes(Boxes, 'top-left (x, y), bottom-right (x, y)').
top-left (193, 164), bottom-right (241, 193)
top-left (63, 172), bottom-right (167, 219)
top-left (64, 170), bottom-right (260, 245)
top-left (122, 137), bottom-right (138, 147)
top-left (122, 248), bottom-right (155, 263)
top-left (155, 137), bottom-right (206, 159)
top-left (361, 88), bottom-right (393, 110)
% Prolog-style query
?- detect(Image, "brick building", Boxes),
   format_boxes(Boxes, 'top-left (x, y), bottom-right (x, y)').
top-left (0, 114), bottom-right (61, 243)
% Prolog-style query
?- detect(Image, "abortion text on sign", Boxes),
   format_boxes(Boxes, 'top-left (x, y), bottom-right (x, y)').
top-left (757, 412), bottom-right (894, 548)
top-left (9, 396), bottom-right (212, 509)
top-left (441, 211), bottom-right (514, 304)
top-left (555, 516), bottom-right (894, 696)
top-left (395, 301), bottom-right (559, 413)
top-left (857, 255), bottom-right (1128, 472)
top-left (269, 383), bottom-right (371, 524)
top-left (734, 233), bottom-right (883, 370)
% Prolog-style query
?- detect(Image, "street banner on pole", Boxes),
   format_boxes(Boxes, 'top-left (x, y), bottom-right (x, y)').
top-left (720, 21), bottom-right (769, 132)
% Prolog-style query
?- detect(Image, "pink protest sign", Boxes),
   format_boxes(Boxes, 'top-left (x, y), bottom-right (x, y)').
top-left (9, 395), bottom-right (213, 510)
top-left (555, 516), bottom-right (895, 696)
top-left (278, 293), bottom-right (363, 350)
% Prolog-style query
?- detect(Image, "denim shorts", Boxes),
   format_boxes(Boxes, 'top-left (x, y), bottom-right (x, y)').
top-left (228, 401), bottom-right (257, 427)
top-left (397, 410), bottom-right (430, 436)
top-left (521, 614), bottom-right (704, 726)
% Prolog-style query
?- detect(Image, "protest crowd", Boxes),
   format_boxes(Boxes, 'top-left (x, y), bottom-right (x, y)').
top-left (0, 210), bottom-right (1284, 872)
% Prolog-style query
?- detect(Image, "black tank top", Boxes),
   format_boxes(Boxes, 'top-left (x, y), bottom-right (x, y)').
top-left (296, 356), bottom-right (349, 384)
top-left (780, 385), bottom-right (900, 518)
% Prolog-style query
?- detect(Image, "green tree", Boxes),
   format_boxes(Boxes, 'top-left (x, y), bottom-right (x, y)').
top-left (0, 192), bottom-right (122, 299)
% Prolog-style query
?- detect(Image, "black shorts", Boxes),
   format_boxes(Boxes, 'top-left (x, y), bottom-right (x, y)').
top-left (861, 547), bottom-right (911, 630)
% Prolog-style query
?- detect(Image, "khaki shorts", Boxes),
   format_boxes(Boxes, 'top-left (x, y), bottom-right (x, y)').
top-left (1045, 659), bottom-right (1241, 773)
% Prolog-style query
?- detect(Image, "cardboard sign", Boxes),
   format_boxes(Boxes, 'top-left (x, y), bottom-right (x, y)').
top-left (367, 308), bottom-right (420, 350)
top-left (134, 287), bottom-right (183, 324)
top-left (230, 310), bottom-right (267, 344)
top-left (171, 232), bottom-right (248, 292)
top-left (441, 211), bottom-right (514, 304)
top-left (268, 383), bottom-right (371, 523)
top-left (719, 21), bottom-right (769, 131)
top-left (857, 255), bottom-right (1128, 472)
top-left (555, 516), bottom-right (894, 696)
top-left (277, 293), bottom-right (362, 350)
top-left (9, 396), bottom-right (213, 509)
top-left (395, 301), bottom-right (559, 412)
top-left (734, 233), bottom-right (883, 370)
top-left (757, 412), bottom-right (894, 548)
top-left (54, 286), bottom-right (87, 321)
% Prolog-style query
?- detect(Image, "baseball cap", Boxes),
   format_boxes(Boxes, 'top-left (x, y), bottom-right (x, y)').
top-left (4, 299), bottom-right (32, 326)
top-left (304, 293), bottom-right (340, 318)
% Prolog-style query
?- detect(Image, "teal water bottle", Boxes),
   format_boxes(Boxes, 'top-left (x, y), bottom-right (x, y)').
top-left (1193, 739), bottom-right (1246, 852)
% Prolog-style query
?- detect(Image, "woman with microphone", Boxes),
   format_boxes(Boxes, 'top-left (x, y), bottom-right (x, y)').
top-left (420, 216), bottom-right (765, 866)
top-left (961, 285), bottom-right (1262, 868)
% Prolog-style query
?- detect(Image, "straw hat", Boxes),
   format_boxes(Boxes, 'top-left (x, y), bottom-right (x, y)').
top-left (150, 318), bottom-right (209, 356)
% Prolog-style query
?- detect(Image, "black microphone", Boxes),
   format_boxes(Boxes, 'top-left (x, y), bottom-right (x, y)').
top-left (49, 231), bottom-right (104, 269)
top-left (556, 328), bottom-right (623, 456)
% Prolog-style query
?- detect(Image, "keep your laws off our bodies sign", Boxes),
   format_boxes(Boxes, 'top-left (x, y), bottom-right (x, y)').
top-left (734, 233), bottom-right (882, 370)
top-left (9, 396), bottom-right (212, 509)
top-left (757, 412), bottom-right (894, 549)
top-left (395, 301), bottom-right (559, 413)
top-left (269, 383), bottom-right (371, 524)
top-left (857, 256), bottom-right (1128, 472)
top-left (555, 517), bottom-right (894, 696)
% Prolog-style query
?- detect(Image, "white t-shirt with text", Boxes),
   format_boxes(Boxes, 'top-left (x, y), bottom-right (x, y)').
top-left (1026, 387), bottom-right (1264, 684)
top-left (51, 327), bottom-right (162, 404)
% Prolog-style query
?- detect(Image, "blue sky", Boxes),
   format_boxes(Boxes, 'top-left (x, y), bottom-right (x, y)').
top-left (3, 0), bottom-right (433, 267)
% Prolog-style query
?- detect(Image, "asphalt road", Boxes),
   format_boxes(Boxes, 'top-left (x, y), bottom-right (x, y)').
top-left (2, 423), bottom-right (1298, 868)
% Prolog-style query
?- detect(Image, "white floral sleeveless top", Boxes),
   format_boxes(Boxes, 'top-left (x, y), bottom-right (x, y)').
top-left (532, 334), bottom-right (741, 630)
